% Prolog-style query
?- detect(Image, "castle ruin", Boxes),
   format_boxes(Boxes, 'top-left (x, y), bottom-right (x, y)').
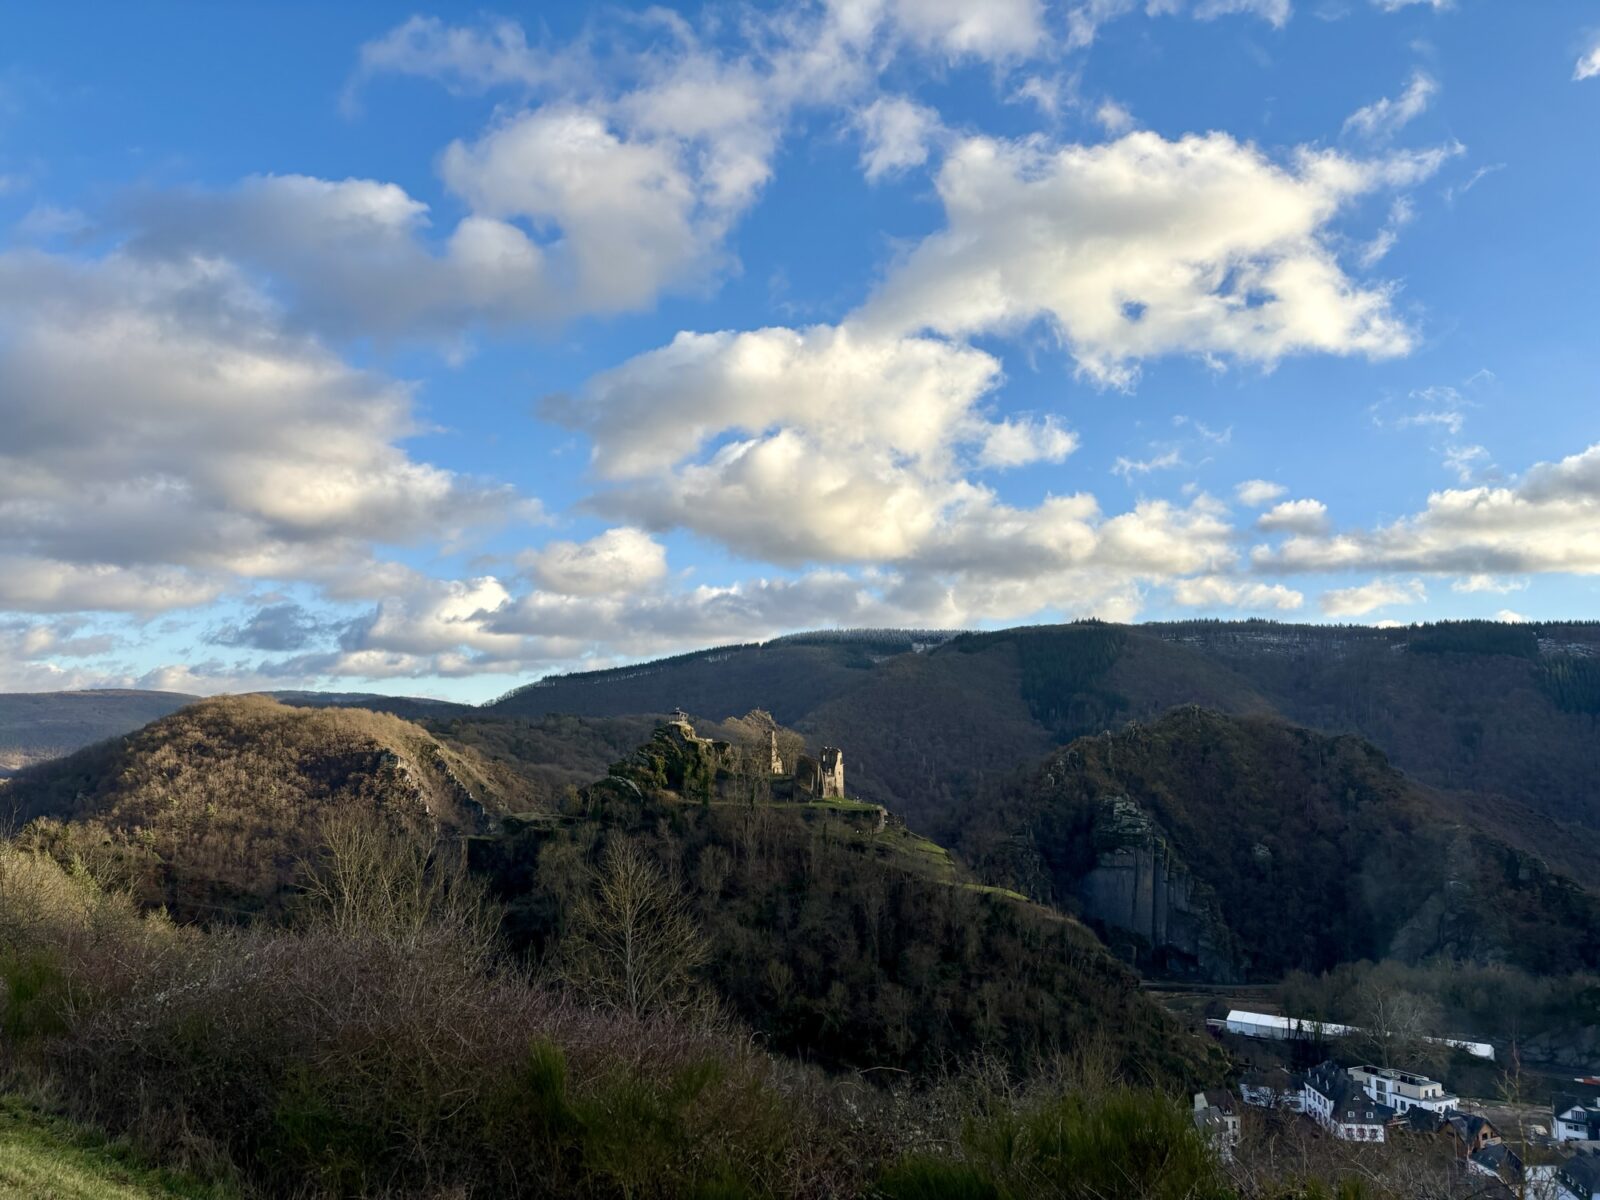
top-left (795, 746), bottom-right (845, 799)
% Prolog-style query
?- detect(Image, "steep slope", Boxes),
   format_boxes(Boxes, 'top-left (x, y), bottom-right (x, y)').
top-left (2, 696), bottom-right (527, 918)
top-left (956, 706), bottom-right (1600, 982)
top-left (0, 690), bottom-right (196, 776)
top-left (471, 714), bottom-right (1224, 1085)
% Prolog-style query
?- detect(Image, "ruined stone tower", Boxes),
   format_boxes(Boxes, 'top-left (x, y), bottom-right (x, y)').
top-left (818, 746), bottom-right (844, 798)
top-left (768, 728), bottom-right (784, 774)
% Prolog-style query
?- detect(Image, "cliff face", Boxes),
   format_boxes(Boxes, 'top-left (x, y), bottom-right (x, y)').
top-left (960, 708), bottom-right (1600, 983)
top-left (1076, 796), bottom-right (1240, 981)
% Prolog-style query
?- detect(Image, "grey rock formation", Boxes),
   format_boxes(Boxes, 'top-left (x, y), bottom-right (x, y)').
top-left (1075, 795), bottom-right (1240, 981)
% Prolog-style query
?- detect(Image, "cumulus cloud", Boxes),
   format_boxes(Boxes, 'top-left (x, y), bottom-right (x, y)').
top-left (976, 417), bottom-right (1080, 469)
top-left (1171, 576), bottom-right (1304, 610)
top-left (1452, 574), bottom-right (1527, 595)
top-left (522, 528), bottom-right (669, 596)
top-left (1372, 0), bottom-right (1452, 10)
top-left (856, 95), bottom-right (944, 181)
top-left (858, 130), bottom-right (1450, 387)
top-left (1236, 479), bottom-right (1288, 507)
top-left (1577, 38), bottom-right (1600, 82)
top-left (1344, 70), bottom-right (1437, 141)
top-left (884, 0), bottom-right (1048, 60)
top-left (1495, 609), bottom-right (1528, 623)
top-left (1257, 498), bottom-right (1331, 535)
top-left (1258, 442), bottom-right (1600, 576)
top-left (1320, 577), bottom-right (1426, 617)
top-left (0, 249), bottom-right (513, 615)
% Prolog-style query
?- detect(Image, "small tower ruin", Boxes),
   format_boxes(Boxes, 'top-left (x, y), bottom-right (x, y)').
top-left (818, 746), bottom-right (844, 798)
top-left (768, 728), bottom-right (784, 775)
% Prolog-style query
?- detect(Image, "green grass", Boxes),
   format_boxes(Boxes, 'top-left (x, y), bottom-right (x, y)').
top-left (0, 1097), bottom-right (232, 1200)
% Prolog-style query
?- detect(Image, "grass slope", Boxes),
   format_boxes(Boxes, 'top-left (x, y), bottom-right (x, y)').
top-left (0, 1097), bottom-right (228, 1200)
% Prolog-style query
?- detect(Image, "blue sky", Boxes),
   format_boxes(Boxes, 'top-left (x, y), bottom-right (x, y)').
top-left (2, 0), bottom-right (1598, 701)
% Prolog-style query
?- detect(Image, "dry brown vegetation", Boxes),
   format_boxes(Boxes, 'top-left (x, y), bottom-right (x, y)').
top-left (3, 696), bottom-right (527, 917)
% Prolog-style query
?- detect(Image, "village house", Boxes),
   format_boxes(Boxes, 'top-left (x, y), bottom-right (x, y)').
top-left (1555, 1152), bottom-right (1600, 1200)
top-left (1467, 1142), bottom-right (1524, 1190)
top-left (1349, 1064), bottom-right (1458, 1115)
top-left (1303, 1062), bottom-right (1395, 1142)
top-left (1443, 1111), bottom-right (1504, 1158)
top-left (1239, 1068), bottom-right (1305, 1113)
top-left (1192, 1090), bottom-right (1242, 1159)
top-left (1555, 1093), bottom-right (1600, 1144)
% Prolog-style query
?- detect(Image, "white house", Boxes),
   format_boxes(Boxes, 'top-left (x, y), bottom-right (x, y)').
top-left (1555, 1095), bottom-right (1600, 1143)
top-left (1303, 1062), bottom-right (1395, 1142)
top-left (1349, 1064), bottom-right (1458, 1115)
top-left (1192, 1091), bottom-right (1241, 1160)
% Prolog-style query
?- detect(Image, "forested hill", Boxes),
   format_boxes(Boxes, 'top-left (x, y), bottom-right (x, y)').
top-left (491, 620), bottom-right (1600, 838)
top-left (953, 706), bottom-right (1600, 983)
top-left (0, 689), bottom-right (196, 776)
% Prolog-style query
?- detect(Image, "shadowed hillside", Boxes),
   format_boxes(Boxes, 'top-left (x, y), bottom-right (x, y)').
top-left (0, 690), bottom-right (197, 776)
top-left (470, 711), bottom-right (1224, 1083)
top-left (956, 706), bottom-right (1600, 982)
top-left (487, 620), bottom-right (1600, 840)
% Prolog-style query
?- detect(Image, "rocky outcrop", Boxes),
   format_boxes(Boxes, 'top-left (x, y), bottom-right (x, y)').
top-left (609, 717), bottom-right (735, 800)
top-left (1076, 796), bottom-right (1240, 982)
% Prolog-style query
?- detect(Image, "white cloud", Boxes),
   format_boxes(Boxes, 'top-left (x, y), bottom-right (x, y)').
top-left (1258, 442), bottom-right (1600, 576)
top-left (976, 416), bottom-right (1080, 469)
top-left (0, 249), bottom-right (512, 615)
top-left (858, 130), bottom-right (1450, 387)
top-left (1452, 574), bottom-right (1527, 595)
top-left (1358, 196), bottom-right (1415, 267)
top-left (1495, 608), bottom-right (1528, 623)
top-left (1236, 479), bottom-right (1288, 507)
top-left (1257, 498), bottom-right (1331, 534)
top-left (1344, 70), bottom-right (1438, 141)
top-left (1171, 576), bottom-right (1304, 610)
top-left (522, 528), bottom-right (669, 596)
top-left (856, 95), bottom-right (944, 181)
top-left (1112, 448), bottom-right (1184, 479)
top-left (1066, 0), bottom-right (1289, 50)
top-left (1577, 38), bottom-right (1600, 82)
top-left (1442, 443), bottom-right (1491, 483)
top-left (1320, 577), bottom-right (1426, 617)
top-left (1372, 0), bottom-right (1452, 10)
top-left (1095, 100), bottom-right (1136, 135)
top-left (884, 0), bottom-right (1048, 60)
top-left (345, 14), bottom-right (560, 100)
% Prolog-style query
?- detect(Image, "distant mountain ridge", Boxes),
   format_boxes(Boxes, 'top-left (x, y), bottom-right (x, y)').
top-left (0, 689), bottom-right (197, 776)
top-left (6, 618), bottom-right (1599, 840)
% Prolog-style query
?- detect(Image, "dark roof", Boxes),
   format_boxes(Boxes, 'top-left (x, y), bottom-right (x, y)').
top-left (1199, 1089), bottom-right (1239, 1113)
top-left (1445, 1111), bottom-right (1501, 1143)
top-left (1470, 1143), bottom-right (1523, 1180)
top-left (1562, 1153), bottom-right (1600, 1195)
top-left (1306, 1063), bottom-right (1395, 1124)
top-left (1241, 1068), bottom-right (1301, 1089)
top-left (1403, 1107), bottom-right (1444, 1134)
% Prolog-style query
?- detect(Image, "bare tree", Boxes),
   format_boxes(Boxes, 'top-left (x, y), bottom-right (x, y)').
top-left (1355, 979), bottom-right (1443, 1069)
top-left (561, 838), bottom-right (710, 1020)
top-left (297, 808), bottom-right (498, 963)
